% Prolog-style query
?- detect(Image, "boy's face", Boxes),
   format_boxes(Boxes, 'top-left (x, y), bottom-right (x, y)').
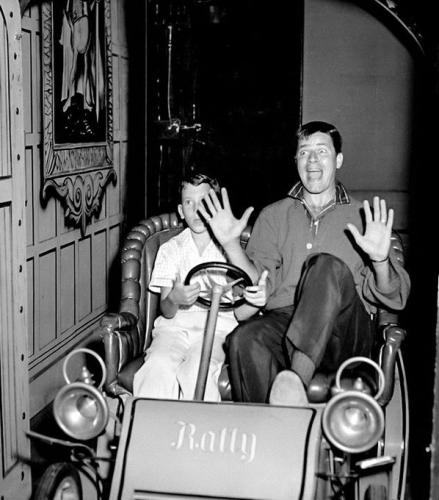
top-left (178, 182), bottom-right (212, 234)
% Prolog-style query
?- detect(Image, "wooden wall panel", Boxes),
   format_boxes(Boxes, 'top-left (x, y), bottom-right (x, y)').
top-left (109, 224), bottom-right (121, 269)
top-left (0, 21), bottom-right (10, 178)
top-left (113, 55), bottom-right (120, 135)
top-left (109, 141), bottom-right (121, 216)
top-left (92, 230), bottom-right (107, 309)
top-left (26, 258), bottom-right (34, 356)
top-left (60, 243), bottom-right (75, 333)
top-left (34, 31), bottom-right (41, 134)
top-left (25, 146), bottom-right (33, 245)
top-left (0, 204), bottom-right (15, 471)
top-left (38, 250), bottom-right (56, 349)
top-left (24, 0), bottom-right (132, 419)
top-left (77, 237), bottom-right (92, 321)
top-left (120, 141), bottom-right (128, 212)
top-left (22, 28), bottom-right (32, 133)
top-left (120, 56), bottom-right (128, 137)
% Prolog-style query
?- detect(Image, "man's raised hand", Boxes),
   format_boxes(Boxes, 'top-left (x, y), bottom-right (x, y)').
top-left (346, 196), bottom-right (393, 263)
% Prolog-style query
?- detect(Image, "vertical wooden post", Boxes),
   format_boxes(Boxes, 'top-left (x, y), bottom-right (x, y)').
top-left (0, 0), bottom-right (31, 498)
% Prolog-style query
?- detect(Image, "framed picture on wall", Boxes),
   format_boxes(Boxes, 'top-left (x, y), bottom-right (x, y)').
top-left (41, 0), bottom-right (116, 236)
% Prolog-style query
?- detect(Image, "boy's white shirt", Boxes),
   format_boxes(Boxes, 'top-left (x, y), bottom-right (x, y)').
top-left (149, 228), bottom-right (235, 316)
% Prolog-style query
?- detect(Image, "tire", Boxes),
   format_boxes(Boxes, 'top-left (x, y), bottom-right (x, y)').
top-left (34, 462), bottom-right (82, 500)
top-left (364, 484), bottom-right (387, 500)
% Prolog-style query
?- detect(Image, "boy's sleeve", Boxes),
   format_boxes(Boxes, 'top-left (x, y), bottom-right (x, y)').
top-left (149, 241), bottom-right (179, 294)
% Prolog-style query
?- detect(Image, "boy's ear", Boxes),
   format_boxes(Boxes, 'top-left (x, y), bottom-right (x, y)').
top-left (177, 204), bottom-right (184, 219)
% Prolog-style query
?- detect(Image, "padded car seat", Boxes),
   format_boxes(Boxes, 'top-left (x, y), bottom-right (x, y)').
top-left (99, 213), bottom-right (406, 404)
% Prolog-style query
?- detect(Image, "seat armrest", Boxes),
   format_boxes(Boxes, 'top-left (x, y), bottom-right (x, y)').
top-left (377, 324), bottom-right (406, 406)
top-left (99, 312), bottom-right (138, 396)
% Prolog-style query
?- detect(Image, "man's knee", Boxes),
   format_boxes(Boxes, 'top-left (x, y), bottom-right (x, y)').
top-left (227, 318), bottom-right (281, 362)
top-left (227, 322), bottom-right (258, 355)
top-left (307, 252), bottom-right (347, 269)
top-left (305, 253), bottom-right (353, 282)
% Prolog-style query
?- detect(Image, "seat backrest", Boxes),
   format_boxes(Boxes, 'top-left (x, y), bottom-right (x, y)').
top-left (118, 214), bottom-right (184, 357)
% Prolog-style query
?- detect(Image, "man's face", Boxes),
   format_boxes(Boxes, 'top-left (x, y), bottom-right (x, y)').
top-left (296, 131), bottom-right (343, 198)
top-left (178, 182), bottom-right (211, 234)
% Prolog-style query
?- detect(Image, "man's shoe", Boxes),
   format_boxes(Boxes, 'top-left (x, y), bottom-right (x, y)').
top-left (269, 370), bottom-right (309, 406)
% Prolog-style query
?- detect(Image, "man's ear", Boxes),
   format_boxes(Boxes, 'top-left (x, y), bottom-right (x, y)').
top-left (336, 153), bottom-right (343, 169)
top-left (177, 204), bottom-right (184, 219)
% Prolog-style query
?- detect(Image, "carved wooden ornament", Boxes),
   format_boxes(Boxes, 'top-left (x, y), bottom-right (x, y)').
top-left (41, 0), bottom-right (116, 236)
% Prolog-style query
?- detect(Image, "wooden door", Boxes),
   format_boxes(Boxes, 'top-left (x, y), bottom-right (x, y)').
top-left (0, 0), bottom-right (31, 498)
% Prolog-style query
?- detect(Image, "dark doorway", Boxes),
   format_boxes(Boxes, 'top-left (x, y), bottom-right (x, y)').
top-left (146, 0), bottom-right (303, 219)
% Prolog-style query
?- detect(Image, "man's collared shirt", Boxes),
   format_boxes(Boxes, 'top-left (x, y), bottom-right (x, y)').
top-left (288, 180), bottom-right (350, 205)
top-left (245, 183), bottom-right (410, 314)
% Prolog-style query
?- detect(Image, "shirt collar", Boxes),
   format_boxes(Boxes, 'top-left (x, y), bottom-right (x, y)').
top-left (287, 181), bottom-right (350, 205)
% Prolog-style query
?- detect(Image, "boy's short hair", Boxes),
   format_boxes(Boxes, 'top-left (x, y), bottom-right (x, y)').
top-left (296, 121), bottom-right (342, 154)
top-left (180, 171), bottom-right (220, 194)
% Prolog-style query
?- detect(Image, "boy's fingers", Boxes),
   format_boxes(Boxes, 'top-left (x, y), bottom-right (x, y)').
top-left (209, 189), bottom-right (223, 211)
top-left (198, 204), bottom-right (210, 220)
top-left (221, 187), bottom-right (231, 211)
top-left (241, 206), bottom-right (254, 226)
top-left (201, 195), bottom-right (215, 216)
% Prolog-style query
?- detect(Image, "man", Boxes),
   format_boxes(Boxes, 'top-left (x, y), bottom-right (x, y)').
top-left (199, 121), bottom-right (410, 404)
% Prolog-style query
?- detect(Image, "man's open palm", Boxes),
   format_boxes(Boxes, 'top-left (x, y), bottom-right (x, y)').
top-left (346, 197), bottom-right (393, 263)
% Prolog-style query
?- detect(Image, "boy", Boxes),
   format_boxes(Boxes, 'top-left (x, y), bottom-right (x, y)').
top-left (133, 172), bottom-right (267, 401)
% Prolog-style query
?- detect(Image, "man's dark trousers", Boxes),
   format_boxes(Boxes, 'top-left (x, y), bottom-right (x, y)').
top-left (225, 253), bottom-right (375, 403)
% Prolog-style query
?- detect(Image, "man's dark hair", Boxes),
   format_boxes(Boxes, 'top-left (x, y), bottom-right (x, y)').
top-left (180, 171), bottom-right (220, 194)
top-left (296, 121), bottom-right (342, 154)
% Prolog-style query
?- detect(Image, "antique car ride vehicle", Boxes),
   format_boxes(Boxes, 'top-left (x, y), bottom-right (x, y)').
top-left (30, 213), bottom-right (408, 500)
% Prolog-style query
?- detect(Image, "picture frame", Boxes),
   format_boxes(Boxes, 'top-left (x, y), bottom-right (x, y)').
top-left (41, 0), bottom-right (116, 236)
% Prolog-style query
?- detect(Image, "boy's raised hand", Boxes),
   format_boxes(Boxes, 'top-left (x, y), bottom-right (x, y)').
top-left (243, 269), bottom-right (269, 308)
top-left (199, 187), bottom-right (254, 248)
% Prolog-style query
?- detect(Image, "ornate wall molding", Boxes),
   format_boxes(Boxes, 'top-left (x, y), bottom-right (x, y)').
top-left (41, 0), bottom-right (116, 236)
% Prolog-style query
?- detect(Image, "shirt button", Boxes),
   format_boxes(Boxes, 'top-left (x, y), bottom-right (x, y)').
top-left (306, 243), bottom-right (313, 250)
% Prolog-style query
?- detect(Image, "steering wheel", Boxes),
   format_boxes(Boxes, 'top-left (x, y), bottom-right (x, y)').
top-left (184, 261), bottom-right (252, 310)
